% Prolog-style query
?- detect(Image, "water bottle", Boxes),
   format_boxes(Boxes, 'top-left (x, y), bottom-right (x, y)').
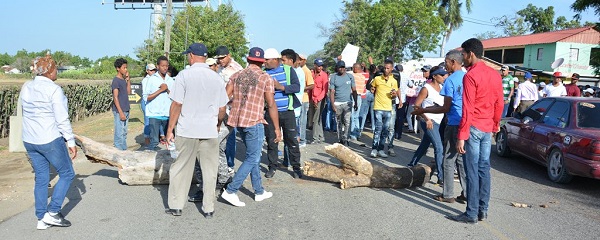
top-left (168, 140), bottom-right (178, 159)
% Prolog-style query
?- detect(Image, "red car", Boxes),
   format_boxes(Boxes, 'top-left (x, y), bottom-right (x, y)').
top-left (496, 97), bottom-right (600, 183)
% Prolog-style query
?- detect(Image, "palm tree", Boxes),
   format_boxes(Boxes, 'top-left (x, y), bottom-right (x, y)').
top-left (437, 0), bottom-right (472, 56)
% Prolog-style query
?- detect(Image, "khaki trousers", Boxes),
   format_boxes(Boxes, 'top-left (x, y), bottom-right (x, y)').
top-left (168, 137), bottom-right (218, 212)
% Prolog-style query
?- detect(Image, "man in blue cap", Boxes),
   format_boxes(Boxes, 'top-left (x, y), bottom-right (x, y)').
top-left (329, 60), bottom-right (358, 145)
top-left (164, 43), bottom-right (228, 218)
top-left (310, 58), bottom-right (329, 144)
top-left (513, 72), bottom-right (538, 114)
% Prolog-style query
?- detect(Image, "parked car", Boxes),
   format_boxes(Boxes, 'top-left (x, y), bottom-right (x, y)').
top-left (496, 97), bottom-right (600, 183)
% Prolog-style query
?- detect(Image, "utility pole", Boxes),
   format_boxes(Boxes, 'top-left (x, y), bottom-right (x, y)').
top-left (164, 0), bottom-right (173, 57)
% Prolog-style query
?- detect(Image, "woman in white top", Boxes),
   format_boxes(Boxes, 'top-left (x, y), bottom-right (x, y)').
top-left (20, 54), bottom-right (76, 229)
top-left (407, 66), bottom-right (448, 184)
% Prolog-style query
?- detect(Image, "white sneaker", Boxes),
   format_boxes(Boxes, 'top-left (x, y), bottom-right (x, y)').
top-left (255, 191), bottom-right (273, 202)
top-left (37, 220), bottom-right (51, 230)
top-left (221, 190), bottom-right (245, 207)
top-left (370, 150), bottom-right (378, 158)
top-left (42, 212), bottom-right (71, 227)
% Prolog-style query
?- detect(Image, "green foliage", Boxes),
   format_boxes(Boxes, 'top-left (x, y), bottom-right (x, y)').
top-left (474, 31), bottom-right (502, 40)
top-left (82, 55), bottom-right (143, 77)
top-left (137, 4), bottom-right (247, 71)
top-left (571, 0), bottom-right (600, 20)
top-left (0, 53), bottom-right (14, 66)
top-left (518, 4), bottom-right (556, 33)
top-left (555, 16), bottom-right (582, 30)
top-left (493, 15), bottom-right (530, 37)
top-left (323, 0), bottom-right (445, 64)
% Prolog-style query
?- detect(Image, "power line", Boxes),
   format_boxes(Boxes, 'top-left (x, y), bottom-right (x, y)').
top-left (463, 19), bottom-right (496, 27)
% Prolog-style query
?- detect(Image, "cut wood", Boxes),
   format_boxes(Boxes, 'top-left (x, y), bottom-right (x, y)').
top-left (303, 143), bottom-right (432, 189)
top-left (75, 135), bottom-right (172, 185)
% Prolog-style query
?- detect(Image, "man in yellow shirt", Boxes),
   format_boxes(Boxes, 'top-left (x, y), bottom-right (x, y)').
top-left (370, 60), bottom-right (398, 158)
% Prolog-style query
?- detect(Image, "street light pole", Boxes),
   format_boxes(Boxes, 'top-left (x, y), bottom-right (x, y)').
top-left (164, 0), bottom-right (173, 57)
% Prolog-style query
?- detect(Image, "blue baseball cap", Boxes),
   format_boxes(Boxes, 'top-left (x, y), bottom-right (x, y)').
top-left (314, 58), bottom-right (324, 66)
top-left (421, 65), bottom-right (432, 72)
top-left (524, 72), bottom-right (533, 79)
top-left (182, 43), bottom-right (208, 57)
top-left (246, 47), bottom-right (265, 63)
top-left (430, 68), bottom-right (448, 76)
top-left (336, 60), bottom-right (346, 68)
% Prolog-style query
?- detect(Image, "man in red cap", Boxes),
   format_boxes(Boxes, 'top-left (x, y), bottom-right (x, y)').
top-left (565, 73), bottom-right (581, 97)
top-left (543, 72), bottom-right (567, 97)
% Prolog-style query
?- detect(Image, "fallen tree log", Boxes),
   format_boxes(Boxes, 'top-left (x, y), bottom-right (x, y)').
top-left (303, 143), bottom-right (432, 189)
top-left (75, 135), bottom-right (172, 185)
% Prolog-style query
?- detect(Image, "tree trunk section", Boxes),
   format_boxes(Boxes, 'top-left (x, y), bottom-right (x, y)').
top-left (304, 143), bottom-right (432, 189)
top-left (75, 135), bottom-right (172, 185)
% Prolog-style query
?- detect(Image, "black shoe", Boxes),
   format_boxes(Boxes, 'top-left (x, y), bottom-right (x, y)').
top-left (446, 214), bottom-right (476, 224)
top-left (165, 209), bottom-right (182, 216)
top-left (188, 189), bottom-right (204, 202)
top-left (478, 212), bottom-right (488, 221)
top-left (204, 211), bottom-right (214, 219)
top-left (265, 168), bottom-right (276, 178)
top-left (455, 194), bottom-right (467, 204)
top-left (216, 177), bottom-right (233, 191)
top-left (293, 169), bottom-right (303, 179)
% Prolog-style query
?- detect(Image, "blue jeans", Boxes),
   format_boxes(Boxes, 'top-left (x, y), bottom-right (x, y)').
top-left (350, 97), bottom-right (362, 139)
top-left (140, 100), bottom-right (150, 138)
top-left (502, 102), bottom-right (509, 118)
top-left (226, 128), bottom-right (236, 167)
top-left (372, 110), bottom-right (391, 150)
top-left (359, 92), bottom-right (375, 132)
top-left (387, 104), bottom-right (397, 148)
top-left (464, 126), bottom-right (492, 219)
top-left (226, 124), bottom-right (265, 195)
top-left (408, 121), bottom-right (444, 180)
top-left (113, 110), bottom-right (129, 150)
top-left (324, 98), bottom-right (337, 131)
top-left (147, 117), bottom-right (168, 150)
top-left (25, 137), bottom-right (75, 219)
top-left (299, 102), bottom-right (309, 145)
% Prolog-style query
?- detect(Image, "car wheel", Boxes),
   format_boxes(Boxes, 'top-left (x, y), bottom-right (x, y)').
top-left (547, 148), bottom-right (573, 183)
top-left (495, 129), bottom-right (511, 157)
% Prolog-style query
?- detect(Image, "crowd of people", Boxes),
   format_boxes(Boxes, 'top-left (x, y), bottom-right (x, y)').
top-left (22, 37), bottom-right (599, 229)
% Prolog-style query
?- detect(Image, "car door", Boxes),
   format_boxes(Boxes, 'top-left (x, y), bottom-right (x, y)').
top-left (530, 100), bottom-right (571, 164)
top-left (510, 99), bottom-right (554, 155)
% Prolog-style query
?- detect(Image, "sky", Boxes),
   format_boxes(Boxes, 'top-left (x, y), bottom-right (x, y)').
top-left (1, 0), bottom-right (597, 62)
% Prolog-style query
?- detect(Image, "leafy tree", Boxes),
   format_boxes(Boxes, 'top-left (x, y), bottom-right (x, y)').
top-left (493, 15), bottom-right (530, 36)
top-left (571, 0), bottom-right (600, 20)
top-left (0, 53), bottom-right (14, 66)
top-left (517, 4), bottom-right (556, 33)
top-left (437, 0), bottom-right (472, 56)
top-left (323, 0), bottom-right (445, 64)
top-left (137, 4), bottom-right (247, 71)
top-left (83, 55), bottom-right (142, 76)
top-left (474, 31), bottom-right (502, 40)
top-left (555, 16), bottom-right (582, 30)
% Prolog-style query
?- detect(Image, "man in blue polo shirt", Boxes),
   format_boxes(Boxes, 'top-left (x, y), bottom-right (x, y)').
top-left (412, 49), bottom-right (467, 203)
top-left (263, 48), bottom-right (302, 179)
top-left (143, 56), bottom-right (175, 150)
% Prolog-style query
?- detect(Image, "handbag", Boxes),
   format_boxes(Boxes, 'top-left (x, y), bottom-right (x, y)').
top-left (9, 92), bottom-right (26, 152)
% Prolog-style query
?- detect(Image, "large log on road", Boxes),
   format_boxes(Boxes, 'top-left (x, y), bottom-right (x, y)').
top-left (303, 143), bottom-right (432, 189)
top-left (75, 135), bottom-right (172, 185)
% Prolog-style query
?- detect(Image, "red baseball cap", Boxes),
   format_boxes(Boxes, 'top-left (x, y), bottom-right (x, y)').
top-left (553, 72), bottom-right (565, 78)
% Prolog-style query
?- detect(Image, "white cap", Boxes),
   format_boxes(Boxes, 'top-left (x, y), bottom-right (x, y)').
top-left (583, 88), bottom-right (594, 94)
top-left (538, 82), bottom-right (546, 87)
top-left (264, 48), bottom-right (281, 59)
top-left (206, 58), bottom-right (217, 66)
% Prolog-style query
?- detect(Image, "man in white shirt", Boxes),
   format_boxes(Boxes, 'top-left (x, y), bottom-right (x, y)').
top-left (543, 72), bottom-right (567, 97)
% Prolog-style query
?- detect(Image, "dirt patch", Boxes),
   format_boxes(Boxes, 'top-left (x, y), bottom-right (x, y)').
top-left (0, 105), bottom-right (145, 222)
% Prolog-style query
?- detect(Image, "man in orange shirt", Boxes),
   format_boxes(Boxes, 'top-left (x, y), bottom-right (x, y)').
top-left (350, 63), bottom-right (367, 140)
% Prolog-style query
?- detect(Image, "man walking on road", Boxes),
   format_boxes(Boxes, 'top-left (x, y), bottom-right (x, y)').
top-left (330, 60), bottom-right (358, 145)
top-left (164, 43), bottom-right (228, 218)
top-left (221, 47), bottom-right (281, 207)
top-left (448, 38), bottom-right (503, 224)
top-left (369, 60), bottom-right (398, 158)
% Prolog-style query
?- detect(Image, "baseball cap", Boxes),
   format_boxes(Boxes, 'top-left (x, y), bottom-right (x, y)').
top-left (246, 47), bottom-right (265, 63)
top-left (500, 65), bottom-right (509, 71)
top-left (264, 48), bottom-right (281, 59)
top-left (524, 72), bottom-right (532, 79)
top-left (214, 46), bottom-right (229, 59)
top-left (421, 65), bottom-right (432, 72)
top-left (298, 53), bottom-right (307, 60)
top-left (146, 63), bottom-right (156, 71)
top-left (571, 73), bottom-right (580, 80)
top-left (384, 56), bottom-right (394, 63)
top-left (583, 88), bottom-right (594, 94)
top-left (206, 58), bottom-right (217, 66)
top-left (430, 68), bottom-right (448, 76)
top-left (394, 64), bottom-right (403, 72)
top-left (182, 43), bottom-right (208, 57)
top-left (539, 82), bottom-right (546, 87)
top-left (314, 58), bottom-right (324, 66)
top-left (336, 60), bottom-right (346, 68)
top-left (553, 72), bottom-right (565, 78)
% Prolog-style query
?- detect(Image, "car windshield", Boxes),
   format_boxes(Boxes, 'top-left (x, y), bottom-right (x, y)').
top-left (577, 102), bottom-right (600, 129)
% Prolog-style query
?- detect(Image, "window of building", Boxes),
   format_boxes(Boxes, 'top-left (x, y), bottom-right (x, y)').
top-left (537, 48), bottom-right (543, 61)
top-left (590, 48), bottom-right (599, 65)
top-left (570, 48), bottom-right (579, 61)
top-left (504, 48), bottom-right (525, 64)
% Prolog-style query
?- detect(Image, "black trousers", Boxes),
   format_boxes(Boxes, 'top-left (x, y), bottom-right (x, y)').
top-left (264, 110), bottom-right (301, 170)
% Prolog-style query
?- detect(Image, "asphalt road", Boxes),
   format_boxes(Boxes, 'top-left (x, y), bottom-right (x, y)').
top-left (1, 131), bottom-right (599, 239)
